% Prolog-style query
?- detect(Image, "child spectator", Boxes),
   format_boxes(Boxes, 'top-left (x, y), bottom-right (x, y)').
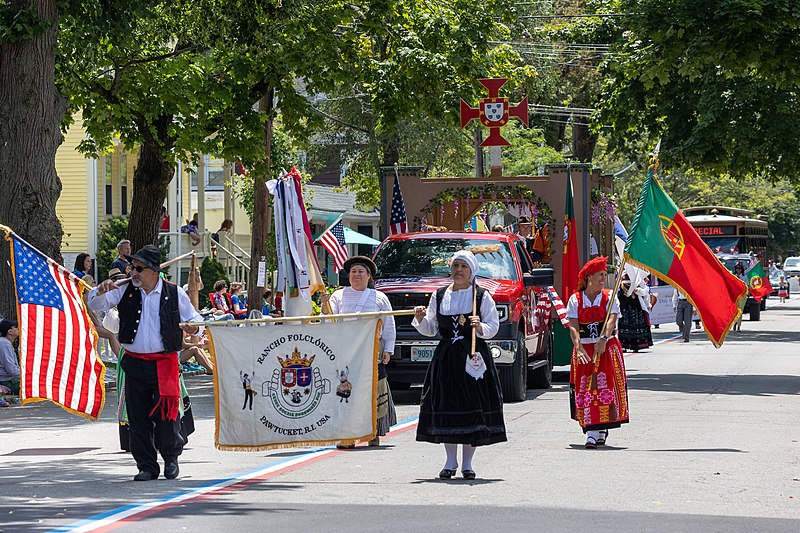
top-left (229, 282), bottom-right (248, 319)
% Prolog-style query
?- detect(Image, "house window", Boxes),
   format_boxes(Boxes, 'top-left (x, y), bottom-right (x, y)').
top-left (357, 225), bottom-right (373, 257)
top-left (120, 155), bottom-right (128, 215)
top-left (191, 156), bottom-right (225, 191)
top-left (104, 156), bottom-right (113, 215)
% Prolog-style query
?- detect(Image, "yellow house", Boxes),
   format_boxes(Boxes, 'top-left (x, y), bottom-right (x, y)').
top-left (55, 115), bottom-right (252, 282)
top-left (55, 116), bottom-right (381, 289)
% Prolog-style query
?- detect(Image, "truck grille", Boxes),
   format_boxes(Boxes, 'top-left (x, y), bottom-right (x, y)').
top-left (385, 293), bottom-right (433, 329)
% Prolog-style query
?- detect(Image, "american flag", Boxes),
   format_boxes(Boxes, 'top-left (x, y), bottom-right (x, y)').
top-left (316, 218), bottom-right (348, 272)
top-left (476, 278), bottom-right (502, 292)
top-left (546, 286), bottom-right (570, 327)
top-left (9, 233), bottom-right (105, 420)
top-left (390, 168), bottom-right (407, 235)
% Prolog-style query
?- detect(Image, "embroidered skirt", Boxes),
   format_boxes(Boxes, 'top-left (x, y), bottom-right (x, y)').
top-left (569, 338), bottom-right (630, 433)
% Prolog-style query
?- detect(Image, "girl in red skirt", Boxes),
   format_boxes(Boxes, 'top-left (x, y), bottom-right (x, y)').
top-left (566, 256), bottom-right (630, 448)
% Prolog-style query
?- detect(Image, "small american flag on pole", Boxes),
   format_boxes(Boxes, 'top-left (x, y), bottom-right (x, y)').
top-left (316, 217), bottom-right (349, 272)
top-left (546, 286), bottom-right (570, 327)
top-left (6, 231), bottom-right (105, 420)
top-left (390, 166), bottom-right (408, 235)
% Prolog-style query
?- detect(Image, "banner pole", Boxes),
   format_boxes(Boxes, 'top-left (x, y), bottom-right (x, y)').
top-left (182, 308), bottom-right (416, 327)
top-left (595, 256), bottom-right (627, 363)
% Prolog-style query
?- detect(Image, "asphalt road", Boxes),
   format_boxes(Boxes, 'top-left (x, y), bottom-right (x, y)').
top-left (1, 295), bottom-right (799, 532)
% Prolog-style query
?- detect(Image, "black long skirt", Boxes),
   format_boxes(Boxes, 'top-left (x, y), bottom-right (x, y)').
top-left (416, 340), bottom-right (507, 446)
top-left (617, 293), bottom-right (653, 351)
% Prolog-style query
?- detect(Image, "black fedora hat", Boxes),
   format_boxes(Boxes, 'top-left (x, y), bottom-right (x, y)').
top-left (343, 256), bottom-right (377, 276)
top-left (124, 244), bottom-right (163, 273)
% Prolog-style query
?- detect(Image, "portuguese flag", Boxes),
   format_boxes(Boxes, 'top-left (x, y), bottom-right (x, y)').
top-left (561, 172), bottom-right (580, 301)
top-left (745, 261), bottom-right (772, 302)
top-left (623, 158), bottom-right (747, 348)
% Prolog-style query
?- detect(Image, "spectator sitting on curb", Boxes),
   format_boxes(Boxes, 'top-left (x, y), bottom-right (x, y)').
top-left (0, 319), bottom-right (21, 398)
top-left (180, 334), bottom-right (213, 374)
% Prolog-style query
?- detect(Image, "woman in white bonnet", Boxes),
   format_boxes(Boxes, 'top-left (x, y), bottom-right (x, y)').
top-left (412, 249), bottom-right (506, 480)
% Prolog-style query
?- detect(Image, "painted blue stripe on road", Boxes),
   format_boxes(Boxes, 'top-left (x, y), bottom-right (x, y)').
top-left (49, 416), bottom-right (420, 533)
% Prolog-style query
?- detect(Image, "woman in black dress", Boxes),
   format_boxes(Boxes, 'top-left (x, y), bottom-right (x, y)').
top-left (412, 250), bottom-right (506, 480)
top-left (617, 274), bottom-right (653, 352)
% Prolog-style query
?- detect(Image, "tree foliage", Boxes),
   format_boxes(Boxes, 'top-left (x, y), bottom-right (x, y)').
top-left (599, 0), bottom-right (800, 179)
top-left (313, 0), bottom-right (538, 206)
top-left (613, 164), bottom-right (800, 257)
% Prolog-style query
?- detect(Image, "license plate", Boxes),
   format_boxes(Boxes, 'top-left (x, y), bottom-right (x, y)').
top-left (410, 346), bottom-right (436, 362)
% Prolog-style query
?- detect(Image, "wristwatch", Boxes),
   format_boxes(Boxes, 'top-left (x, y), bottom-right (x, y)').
top-left (600, 335), bottom-right (609, 340)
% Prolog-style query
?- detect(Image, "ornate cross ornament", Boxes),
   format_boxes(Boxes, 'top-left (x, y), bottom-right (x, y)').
top-left (460, 78), bottom-right (529, 146)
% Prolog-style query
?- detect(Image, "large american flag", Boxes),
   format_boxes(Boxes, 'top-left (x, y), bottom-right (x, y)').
top-left (390, 168), bottom-right (408, 235)
top-left (9, 233), bottom-right (105, 420)
top-left (316, 218), bottom-right (348, 272)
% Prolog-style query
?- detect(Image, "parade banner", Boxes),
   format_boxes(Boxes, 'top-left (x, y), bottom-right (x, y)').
top-left (209, 318), bottom-right (381, 450)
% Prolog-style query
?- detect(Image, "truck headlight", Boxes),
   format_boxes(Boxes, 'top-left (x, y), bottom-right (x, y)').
top-left (495, 304), bottom-right (509, 322)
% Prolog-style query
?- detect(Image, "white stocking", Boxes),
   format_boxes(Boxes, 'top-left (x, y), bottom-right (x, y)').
top-left (461, 444), bottom-right (476, 471)
top-left (444, 443), bottom-right (458, 470)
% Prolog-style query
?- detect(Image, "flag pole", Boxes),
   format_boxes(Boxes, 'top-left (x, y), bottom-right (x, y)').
top-left (595, 256), bottom-right (627, 363)
top-left (314, 213), bottom-right (348, 316)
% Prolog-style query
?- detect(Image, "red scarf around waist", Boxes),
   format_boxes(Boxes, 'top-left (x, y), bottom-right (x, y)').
top-left (126, 350), bottom-right (180, 421)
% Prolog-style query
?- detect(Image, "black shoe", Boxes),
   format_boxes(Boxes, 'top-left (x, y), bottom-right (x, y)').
top-left (133, 470), bottom-right (157, 481)
top-left (439, 468), bottom-right (457, 480)
top-left (597, 430), bottom-right (608, 446)
top-left (462, 469), bottom-right (476, 480)
top-left (164, 460), bottom-right (179, 480)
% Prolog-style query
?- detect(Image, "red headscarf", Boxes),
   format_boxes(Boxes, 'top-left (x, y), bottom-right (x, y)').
top-left (577, 256), bottom-right (608, 291)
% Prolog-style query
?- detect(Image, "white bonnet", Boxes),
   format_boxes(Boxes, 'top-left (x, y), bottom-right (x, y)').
top-left (450, 250), bottom-right (479, 280)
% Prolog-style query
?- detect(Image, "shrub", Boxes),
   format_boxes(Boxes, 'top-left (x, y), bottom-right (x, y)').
top-left (199, 257), bottom-right (229, 309)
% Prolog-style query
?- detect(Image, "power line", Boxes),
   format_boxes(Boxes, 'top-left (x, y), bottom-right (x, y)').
top-left (517, 13), bottom-right (633, 19)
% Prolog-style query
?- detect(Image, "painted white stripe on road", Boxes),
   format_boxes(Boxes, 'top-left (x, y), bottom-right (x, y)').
top-left (50, 417), bottom-right (420, 533)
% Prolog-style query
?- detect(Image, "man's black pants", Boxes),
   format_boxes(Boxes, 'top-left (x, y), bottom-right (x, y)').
top-left (121, 355), bottom-right (184, 476)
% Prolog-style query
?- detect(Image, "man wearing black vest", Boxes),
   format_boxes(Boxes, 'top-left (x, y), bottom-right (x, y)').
top-left (89, 245), bottom-right (203, 481)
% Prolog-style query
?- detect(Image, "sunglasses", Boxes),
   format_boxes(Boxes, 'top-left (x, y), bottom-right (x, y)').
top-left (132, 265), bottom-right (147, 273)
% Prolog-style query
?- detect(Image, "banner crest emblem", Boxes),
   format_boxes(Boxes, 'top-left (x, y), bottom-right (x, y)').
top-left (268, 348), bottom-right (330, 418)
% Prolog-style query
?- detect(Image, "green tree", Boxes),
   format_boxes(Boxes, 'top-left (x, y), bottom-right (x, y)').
top-left (1, 0), bottom-right (66, 320)
top-left (310, 0), bottom-right (538, 210)
top-left (599, 0), bottom-right (800, 178)
top-left (199, 257), bottom-right (228, 310)
top-left (58, 1), bottom-right (359, 248)
top-left (0, 1), bottom-right (157, 320)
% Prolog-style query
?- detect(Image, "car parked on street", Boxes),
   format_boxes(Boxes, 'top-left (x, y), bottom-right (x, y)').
top-left (782, 257), bottom-right (800, 278)
top-left (371, 231), bottom-right (554, 403)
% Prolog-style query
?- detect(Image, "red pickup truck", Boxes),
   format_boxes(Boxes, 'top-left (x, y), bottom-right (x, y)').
top-left (371, 231), bottom-right (555, 402)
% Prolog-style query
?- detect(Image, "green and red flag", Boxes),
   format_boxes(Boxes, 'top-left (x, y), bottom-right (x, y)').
top-left (623, 155), bottom-right (747, 348)
top-left (561, 171), bottom-right (580, 300)
top-left (745, 261), bottom-right (772, 302)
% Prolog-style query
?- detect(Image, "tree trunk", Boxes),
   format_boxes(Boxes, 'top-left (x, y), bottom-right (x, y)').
top-left (0, 0), bottom-right (69, 321)
top-left (248, 89), bottom-right (274, 313)
top-left (572, 122), bottom-right (598, 163)
top-left (381, 132), bottom-right (401, 167)
top-left (128, 117), bottom-right (175, 252)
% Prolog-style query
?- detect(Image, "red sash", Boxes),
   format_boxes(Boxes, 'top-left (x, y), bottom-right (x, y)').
top-left (126, 350), bottom-right (181, 421)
